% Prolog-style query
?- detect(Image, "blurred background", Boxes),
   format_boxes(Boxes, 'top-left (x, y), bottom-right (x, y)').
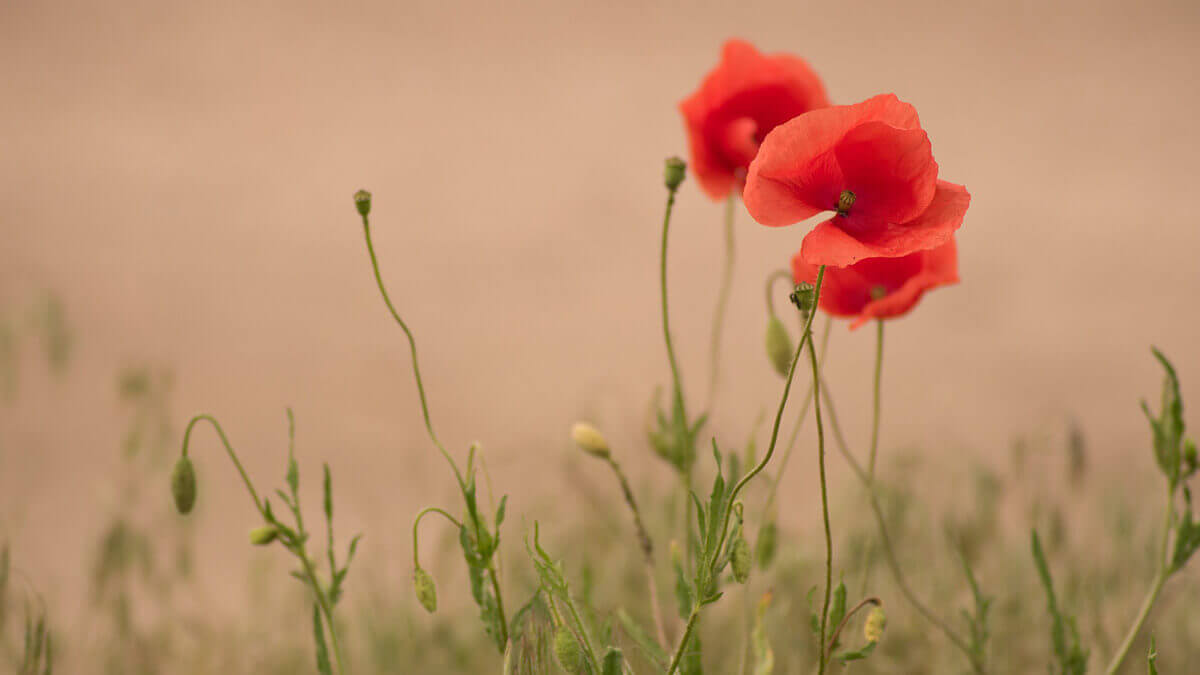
top-left (2, 0), bottom-right (1200, 670)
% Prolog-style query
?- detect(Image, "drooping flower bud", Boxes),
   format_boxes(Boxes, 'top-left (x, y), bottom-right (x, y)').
top-left (571, 422), bottom-right (610, 459)
top-left (755, 521), bottom-right (778, 569)
top-left (764, 316), bottom-right (793, 376)
top-left (789, 282), bottom-right (815, 314)
top-left (353, 189), bottom-right (372, 217)
top-left (553, 627), bottom-right (585, 674)
top-left (171, 456), bottom-right (197, 515)
top-left (413, 567), bottom-right (437, 613)
top-left (249, 525), bottom-right (279, 546)
top-left (731, 536), bottom-right (751, 583)
top-left (864, 606), bottom-right (887, 643)
top-left (663, 157), bottom-right (687, 192)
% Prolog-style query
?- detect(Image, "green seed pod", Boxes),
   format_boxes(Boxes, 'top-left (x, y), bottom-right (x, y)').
top-left (765, 316), bottom-right (793, 376)
top-left (171, 456), bottom-right (197, 515)
top-left (248, 525), bottom-right (279, 546)
top-left (413, 567), bottom-right (437, 613)
top-left (553, 627), bottom-right (585, 674)
top-left (864, 606), bottom-right (887, 643)
top-left (571, 422), bottom-right (610, 459)
top-left (790, 282), bottom-right (816, 314)
top-left (755, 521), bottom-right (778, 570)
top-left (731, 536), bottom-right (752, 583)
top-left (836, 189), bottom-right (856, 216)
top-left (353, 189), bottom-right (372, 217)
top-left (663, 157), bottom-right (687, 192)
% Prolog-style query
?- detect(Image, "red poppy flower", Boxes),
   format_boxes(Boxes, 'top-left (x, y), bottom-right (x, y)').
top-left (792, 238), bottom-right (959, 329)
top-left (679, 39), bottom-right (831, 201)
top-left (745, 94), bottom-right (970, 267)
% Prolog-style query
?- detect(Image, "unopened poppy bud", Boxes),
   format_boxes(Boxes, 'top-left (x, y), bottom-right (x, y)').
top-left (571, 422), bottom-right (610, 459)
top-left (765, 316), bottom-right (793, 376)
top-left (790, 282), bottom-right (815, 314)
top-left (836, 189), bottom-right (856, 216)
top-left (663, 157), bottom-right (687, 192)
top-left (249, 525), bottom-right (279, 546)
top-left (731, 536), bottom-right (751, 583)
top-left (413, 567), bottom-right (437, 613)
top-left (864, 606), bottom-right (886, 643)
top-left (171, 456), bottom-right (197, 514)
top-left (554, 627), bottom-right (585, 674)
top-left (353, 189), bottom-right (372, 217)
top-left (755, 521), bottom-right (778, 569)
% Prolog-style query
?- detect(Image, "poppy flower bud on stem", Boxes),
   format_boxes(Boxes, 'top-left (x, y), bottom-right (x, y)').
top-left (864, 606), bottom-right (887, 643)
top-left (248, 525), bottom-right (279, 546)
top-left (413, 566), bottom-right (437, 613)
top-left (171, 456), bottom-right (197, 515)
top-left (554, 627), bottom-right (586, 674)
top-left (663, 157), bottom-right (687, 192)
top-left (571, 422), bottom-right (610, 459)
top-left (790, 282), bottom-right (816, 314)
top-left (353, 189), bottom-right (372, 218)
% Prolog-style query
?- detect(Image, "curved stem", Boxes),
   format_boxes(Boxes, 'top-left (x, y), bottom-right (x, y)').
top-left (867, 320), bottom-right (884, 477)
top-left (659, 189), bottom-right (688, 434)
top-left (825, 596), bottom-right (882, 661)
top-left (808, 331), bottom-right (832, 675)
top-left (1104, 490), bottom-right (1174, 675)
top-left (180, 414), bottom-right (265, 514)
top-left (358, 217), bottom-right (464, 489)
top-left (762, 269), bottom-right (794, 319)
top-left (759, 314), bottom-right (833, 520)
top-left (412, 507), bottom-right (464, 567)
top-left (819, 381), bottom-right (976, 663)
top-left (714, 267), bottom-right (827, 571)
top-left (706, 194), bottom-right (736, 411)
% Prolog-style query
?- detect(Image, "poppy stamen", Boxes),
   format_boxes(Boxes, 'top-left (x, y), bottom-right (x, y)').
top-left (836, 190), bottom-right (856, 216)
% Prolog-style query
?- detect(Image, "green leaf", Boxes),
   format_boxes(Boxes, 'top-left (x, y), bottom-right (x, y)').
top-left (1031, 529), bottom-right (1088, 674)
top-left (1148, 636), bottom-right (1158, 675)
top-left (312, 605), bottom-right (333, 675)
top-left (495, 494), bottom-right (509, 530)
top-left (827, 582), bottom-right (847, 649)
top-left (601, 647), bottom-right (626, 675)
top-left (323, 463), bottom-right (333, 522)
top-left (835, 641), bottom-right (877, 663)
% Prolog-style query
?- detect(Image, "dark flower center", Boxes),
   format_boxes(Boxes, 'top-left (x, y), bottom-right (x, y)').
top-left (836, 190), bottom-right (856, 216)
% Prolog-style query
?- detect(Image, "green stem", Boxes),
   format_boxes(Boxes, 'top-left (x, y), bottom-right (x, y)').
top-left (180, 414), bottom-right (264, 514)
top-left (606, 456), bottom-right (669, 648)
top-left (867, 320), bottom-right (884, 477)
top-left (807, 331), bottom-right (832, 675)
top-left (358, 216), bottom-right (465, 489)
top-left (412, 507), bottom-right (464, 567)
top-left (666, 607), bottom-right (701, 675)
top-left (759, 314), bottom-right (833, 520)
top-left (706, 194), bottom-right (736, 410)
top-left (297, 550), bottom-right (348, 675)
top-left (1103, 490), bottom-right (1174, 675)
top-left (819, 380), bottom-right (977, 665)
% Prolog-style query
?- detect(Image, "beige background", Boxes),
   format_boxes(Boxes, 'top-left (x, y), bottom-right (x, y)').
top-left (3, 0), bottom-right (1200, 620)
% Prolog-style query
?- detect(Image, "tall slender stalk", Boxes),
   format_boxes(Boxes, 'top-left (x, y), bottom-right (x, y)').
top-left (706, 193), bottom-right (736, 411)
top-left (867, 320), bottom-right (884, 477)
top-left (806, 329), bottom-right (833, 675)
top-left (1103, 492), bottom-right (1174, 675)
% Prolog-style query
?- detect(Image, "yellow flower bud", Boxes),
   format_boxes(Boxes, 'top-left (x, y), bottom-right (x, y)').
top-left (864, 606), bottom-right (886, 643)
top-left (571, 422), bottom-right (610, 459)
top-left (249, 525), bottom-right (279, 546)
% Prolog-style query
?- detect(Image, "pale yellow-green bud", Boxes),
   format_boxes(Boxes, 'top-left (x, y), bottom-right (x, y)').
top-left (864, 606), bottom-right (887, 643)
top-left (571, 422), bottom-right (610, 459)
top-left (171, 456), bottom-right (197, 515)
top-left (554, 627), bottom-right (585, 674)
top-left (353, 189), bottom-right (372, 217)
top-left (765, 316), bottom-right (793, 376)
top-left (413, 567), bottom-right (437, 613)
top-left (731, 536), bottom-right (751, 583)
top-left (249, 525), bottom-right (279, 546)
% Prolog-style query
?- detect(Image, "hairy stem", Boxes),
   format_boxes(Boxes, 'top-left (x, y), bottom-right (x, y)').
top-left (606, 456), bottom-right (669, 648)
top-left (666, 607), bottom-right (700, 675)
